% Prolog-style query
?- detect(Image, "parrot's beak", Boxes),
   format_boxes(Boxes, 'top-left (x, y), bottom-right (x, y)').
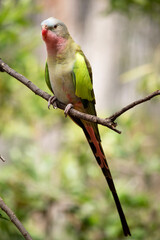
top-left (41, 25), bottom-right (48, 37)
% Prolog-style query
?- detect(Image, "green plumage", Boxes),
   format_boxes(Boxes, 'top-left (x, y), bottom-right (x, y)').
top-left (45, 62), bottom-right (53, 93)
top-left (72, 52), bottom-right (94, 101)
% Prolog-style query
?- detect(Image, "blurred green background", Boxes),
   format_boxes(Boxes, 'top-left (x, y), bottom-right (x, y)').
top-left (0, 0), bottom-right (160, 239)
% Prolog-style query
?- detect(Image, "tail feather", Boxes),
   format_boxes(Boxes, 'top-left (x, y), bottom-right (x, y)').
top-left (82, 124), bottom-right (131, 237)
top-left (70, 115), bottom-right (131, 236)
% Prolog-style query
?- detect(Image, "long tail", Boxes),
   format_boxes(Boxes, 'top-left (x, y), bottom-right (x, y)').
top-left (77, 120), bottom-right (131, 237)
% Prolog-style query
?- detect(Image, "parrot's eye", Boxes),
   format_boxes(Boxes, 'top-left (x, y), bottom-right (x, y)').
top-left (48, 25), bottom-right (58, 31)
top-left (54, 24), bottom-right (58, 29)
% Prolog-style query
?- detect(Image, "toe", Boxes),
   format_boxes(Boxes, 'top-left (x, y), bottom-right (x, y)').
top-left (64, 103), bottom-right (73, 117)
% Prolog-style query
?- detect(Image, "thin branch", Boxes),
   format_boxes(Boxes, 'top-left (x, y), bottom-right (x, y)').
top-left (0, 58), bottom-right (160, 134)
top-left (0, 59), bottom-right (120, 134)
top-left (0, 197), bottom-right (32, 240)
top-left (0, 155), bottom-right (5, 162)
top-left (108, 90), bottom-right (160, 121)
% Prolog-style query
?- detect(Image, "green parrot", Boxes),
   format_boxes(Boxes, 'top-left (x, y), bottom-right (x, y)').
top-left (41, 17), bottom-right (131, 236)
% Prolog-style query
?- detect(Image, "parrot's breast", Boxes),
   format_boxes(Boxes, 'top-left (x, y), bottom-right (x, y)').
top-left (48, 59), bottom-right (80, 105)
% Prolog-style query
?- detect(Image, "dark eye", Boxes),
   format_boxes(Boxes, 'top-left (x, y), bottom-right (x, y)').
top-left (54, 24), bottom-right (58, 29)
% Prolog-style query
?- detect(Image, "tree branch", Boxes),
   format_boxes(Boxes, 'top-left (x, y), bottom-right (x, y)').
top-left (0, 59), bottom-right (120, 134)
top-left (0, 197), bottom-right (32, 240)
top-left (0, 58), bottom-right (160, 134)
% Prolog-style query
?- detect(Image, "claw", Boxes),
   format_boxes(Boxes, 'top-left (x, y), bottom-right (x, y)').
top-left (64, 103), bottom-right (73, 117)
top-left (48, 96), bottom-right (57, 109)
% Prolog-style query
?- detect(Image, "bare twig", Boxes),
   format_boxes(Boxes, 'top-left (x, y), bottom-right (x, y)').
top-left (0, 58), bottom-right (160, 134)
top-left (108, 90), bottom-right (160, 121)
top-left (0, 197), bottom-right (32, 240)
top-left (0, 155), bottom-right (5, 162)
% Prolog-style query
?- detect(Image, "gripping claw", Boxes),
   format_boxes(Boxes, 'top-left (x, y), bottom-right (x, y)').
top-left (64, 103), bottom-right (73, 117)
top-left (48, 96), bottom-right (57, 109)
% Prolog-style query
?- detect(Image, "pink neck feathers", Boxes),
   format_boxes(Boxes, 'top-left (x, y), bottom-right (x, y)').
top-left (42, 30), bottom-right (67, 56)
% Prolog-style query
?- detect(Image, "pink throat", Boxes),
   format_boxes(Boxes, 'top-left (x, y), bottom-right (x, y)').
top-left (42, 29), bottom-right (67, 56)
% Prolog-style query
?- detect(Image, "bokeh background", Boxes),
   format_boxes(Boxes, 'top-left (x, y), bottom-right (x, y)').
top-left (0, 0), bottom-right (160, 239)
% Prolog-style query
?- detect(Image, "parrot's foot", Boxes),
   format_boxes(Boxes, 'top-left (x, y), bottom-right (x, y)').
top-left (64, 103), bottom-right (73, 117)
top-left (48, 96), bottom-right (57, 109)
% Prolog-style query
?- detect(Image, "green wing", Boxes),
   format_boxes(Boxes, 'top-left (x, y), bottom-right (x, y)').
top-left (45, 62), bottom-right (53, 93)
top-left (72, 51), bottom-right (100, 141)
top-left (72, 51), bottom-right (95, 102)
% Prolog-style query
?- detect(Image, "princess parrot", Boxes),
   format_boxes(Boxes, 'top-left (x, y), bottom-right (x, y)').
top-left (41, 17), bottom-right (131, 236)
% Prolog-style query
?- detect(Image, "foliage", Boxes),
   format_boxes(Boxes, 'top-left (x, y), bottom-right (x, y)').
top-left (107, 0), bottom-right (160, 22)
top-left (0, 0), bottom-right (51, 134)
top-left (0, 1), bottom-right (160, 240)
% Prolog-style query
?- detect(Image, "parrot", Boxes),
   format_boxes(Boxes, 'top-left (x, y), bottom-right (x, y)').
top-left (41, 17), bottom-right (131, 237)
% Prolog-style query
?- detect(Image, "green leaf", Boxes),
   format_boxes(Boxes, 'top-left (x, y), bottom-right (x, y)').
top-left (0, 213), bottom-right (9, 221)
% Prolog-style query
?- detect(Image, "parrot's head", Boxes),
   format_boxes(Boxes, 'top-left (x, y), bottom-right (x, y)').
top-left (41, 17), bottom-right (69, 54)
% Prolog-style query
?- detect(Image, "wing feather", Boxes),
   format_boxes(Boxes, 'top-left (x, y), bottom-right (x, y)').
top-left (72, 52), bottom-right (95, 101)
top-left (45, 62), bottom-right (54, 93)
